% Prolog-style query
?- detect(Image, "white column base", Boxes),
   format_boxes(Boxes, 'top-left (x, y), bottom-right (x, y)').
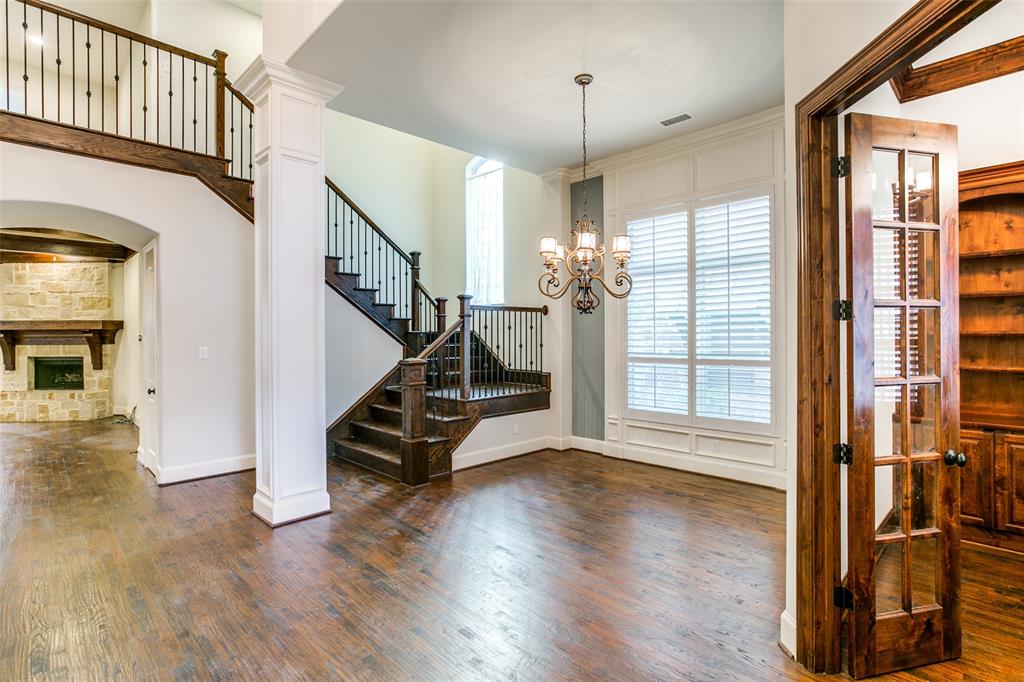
top-left (252, 489), bottom-right (331, 527)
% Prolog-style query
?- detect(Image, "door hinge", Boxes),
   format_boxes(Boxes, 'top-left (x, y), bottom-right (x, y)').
top-left (833, 442), bottom-right (853, 465)
top-left (832, 299), bottom-right (853, 321)
top-left (832, 155), bottom-right (851, 178)
top-left (834, 586), bottom-right (853, 609)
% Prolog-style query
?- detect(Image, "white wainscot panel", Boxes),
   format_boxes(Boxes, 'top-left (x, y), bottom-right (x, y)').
top-left (278, 93), bottom-right (321, 156)
top-left (624, 421), bottom-right (691, 453)
top-left (606, 417), bottom-right (620, 442)
top-left (694, 131), bottom-right (773, 191)
top-left (620, 156), bottom-right (693, 209)
top-left (693, 431), bottom-right (776, 467)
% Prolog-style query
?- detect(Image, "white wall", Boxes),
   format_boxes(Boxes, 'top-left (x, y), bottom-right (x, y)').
top-left (112, 254), bottom-right (141, 417)
top-left (0, 142), bottom-right (255, 486)
top-left (325, 111), bottom-right (437, 286)
top-left (559, 107), bottom-right (787, 490)
top-left (324, 283), bottom-right (403, 423)
top-left (147, 0), bottom-right (262, 81)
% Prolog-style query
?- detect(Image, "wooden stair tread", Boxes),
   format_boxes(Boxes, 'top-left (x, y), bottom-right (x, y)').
top-left (351, 420), bottom-right (448, 443)
top-left (369, 402), bottom-right (467, 424)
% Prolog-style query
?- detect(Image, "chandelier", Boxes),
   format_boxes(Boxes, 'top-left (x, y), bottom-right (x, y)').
top-left (539, 73), bottom-right (631, 314)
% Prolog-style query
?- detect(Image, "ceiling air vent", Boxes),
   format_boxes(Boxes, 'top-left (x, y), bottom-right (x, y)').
top-left (660, 113), bottom-right (693, 127)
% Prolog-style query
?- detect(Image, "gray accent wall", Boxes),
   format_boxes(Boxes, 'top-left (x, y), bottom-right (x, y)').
top-left (570, 177), bottom-right (605, 440)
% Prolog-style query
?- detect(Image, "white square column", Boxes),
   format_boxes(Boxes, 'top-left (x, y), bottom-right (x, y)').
top-left (236, 57), bottom-right (342, 527)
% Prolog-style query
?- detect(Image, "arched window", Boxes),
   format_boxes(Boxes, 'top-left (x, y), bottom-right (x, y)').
top-left (466, 157), bottom-right (504, 304)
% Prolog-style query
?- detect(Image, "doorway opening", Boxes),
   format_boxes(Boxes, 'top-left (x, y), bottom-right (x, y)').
top-left (0, 225), bottom-right (156, 475)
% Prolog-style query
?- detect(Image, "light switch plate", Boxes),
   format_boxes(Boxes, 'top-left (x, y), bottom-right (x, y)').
top-left (198, 346), bottom-right (209, 360)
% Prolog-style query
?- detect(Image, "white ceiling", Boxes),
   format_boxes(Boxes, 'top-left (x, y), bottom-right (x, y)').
top-left (289, 1), bottom-right (783, 174)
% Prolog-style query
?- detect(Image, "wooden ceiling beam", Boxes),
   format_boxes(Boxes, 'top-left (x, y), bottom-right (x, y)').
top-left (0, 233), bottom-right (132, 261)
top-left (890, 35), bottom-right (1024, 102)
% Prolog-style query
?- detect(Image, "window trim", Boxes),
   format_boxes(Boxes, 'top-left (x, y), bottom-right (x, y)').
top-left (622, 184), bottom-right (778, 437)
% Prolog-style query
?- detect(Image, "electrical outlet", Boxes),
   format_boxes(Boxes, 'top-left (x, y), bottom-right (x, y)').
top-left (198, 346), bottom-right (209, 360)
top-left (513, 423), bottom-right (520, 435)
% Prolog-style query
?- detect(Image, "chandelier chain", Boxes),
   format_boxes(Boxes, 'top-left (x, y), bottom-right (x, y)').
top-left (581, 79), bottom-right (588, 216)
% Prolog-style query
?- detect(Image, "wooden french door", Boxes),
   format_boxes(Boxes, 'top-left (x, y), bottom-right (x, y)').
top-left (844, 113), bottom-right (961, 678)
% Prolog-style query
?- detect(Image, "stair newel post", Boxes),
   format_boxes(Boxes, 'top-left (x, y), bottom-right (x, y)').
top-left (398, 358), bottom-right (430, 486)
top-left (458, 294), bottom-right (473, 400)
top-left (213, 49), bottom-right (227, 159)
top-left (409, 251), bottom-right (421, 332)
top-left (435, 297), bottom-right (447, 333)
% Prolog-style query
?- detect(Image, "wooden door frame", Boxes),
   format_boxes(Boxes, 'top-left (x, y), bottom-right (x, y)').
top-left (793, 0), bottom-right (998, 673)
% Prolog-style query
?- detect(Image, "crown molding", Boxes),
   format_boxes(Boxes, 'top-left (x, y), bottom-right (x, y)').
top-left (235, 55), bottom-right (344, 103)
top-left (560, 105), bottom-right (784, 182)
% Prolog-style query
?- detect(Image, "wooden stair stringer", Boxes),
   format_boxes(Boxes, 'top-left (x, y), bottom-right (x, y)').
top-left (325, 257), bottom-right (409, 345)
top-left (0, 112), bottom-right (254, 222)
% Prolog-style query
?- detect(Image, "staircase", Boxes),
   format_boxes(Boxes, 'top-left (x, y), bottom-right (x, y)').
top-left (324, 179), bottom-right (551, 485)
top-left (0, 0), bottom-right (255, 221)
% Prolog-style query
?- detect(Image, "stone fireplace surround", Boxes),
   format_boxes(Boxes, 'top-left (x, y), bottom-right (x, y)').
top-left (0, 263), bottom-right (119, 422)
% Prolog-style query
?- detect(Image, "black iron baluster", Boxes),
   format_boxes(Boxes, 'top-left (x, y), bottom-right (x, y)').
top-left (230, 94), bottom-right (235, 175)
top-left (100, 29), bottom-right (105, 131)
top-left (55, 13), bottom-right (60, 121)
top-left (142, 45), bottom-right (147, 140)
top-left (180, 55), bottom-right (184, 148)
top-left (85, 24), bottom-right (90, 128)
top-left (21, 1), bottom-right (26, 114)
top-left (155, 48), bottom-right (159, 141)
top-left (5, 0), bottom-right (9, 111)
top-left (114, 35), bottom-right (119, 134)
top-left (206, 63), bottom-right (210, 152)
top-left (168, 52), bottom-right (173, 146)
top-left (129, 39), bottom-right (133, 136)
top-left (248, 106), bottom-right (253, 179)
top-left (38, 7), bottom-right (43, 118)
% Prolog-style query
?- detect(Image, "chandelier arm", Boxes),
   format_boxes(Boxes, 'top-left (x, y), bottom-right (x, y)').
top-left (591, 271), bottom-right (633, 299)
top-left (564, 251), bottom-right (585, 277)
top-left (539, 271), bottom-right (581, 300)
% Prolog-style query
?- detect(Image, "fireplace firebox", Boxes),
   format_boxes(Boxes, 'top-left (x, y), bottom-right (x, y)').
top-left (33, 357), bottom-right (85, 390)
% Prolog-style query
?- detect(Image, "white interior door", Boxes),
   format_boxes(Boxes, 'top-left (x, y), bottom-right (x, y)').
top-left (140, 241), bottom-right (160, 474)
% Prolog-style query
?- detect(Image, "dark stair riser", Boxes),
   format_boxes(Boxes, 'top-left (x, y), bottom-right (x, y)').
top-left (333, 439), bottom-right (402, 479)
top-left (351, 420), bottom-right (402, 450)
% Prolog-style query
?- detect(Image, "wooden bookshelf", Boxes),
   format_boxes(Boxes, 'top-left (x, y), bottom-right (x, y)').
top-left (957, 160), bottom-right (1024, 553)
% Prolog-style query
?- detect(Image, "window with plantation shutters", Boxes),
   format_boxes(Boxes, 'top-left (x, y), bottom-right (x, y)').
top-left (626, 210), bottom-right (688, 414)
top-left (694, 194), bottom-right (772, 424)
top-left (625, 191), bottom-right (774, 428)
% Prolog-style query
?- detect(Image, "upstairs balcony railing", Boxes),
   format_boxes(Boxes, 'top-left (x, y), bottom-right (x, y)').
top-left (1, 0), bottom-right (253, 180)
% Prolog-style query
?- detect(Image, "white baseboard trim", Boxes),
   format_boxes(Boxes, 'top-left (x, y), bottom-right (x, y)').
top-left (566, 436), bottom-right (607, 455)
top-left (252, 488), bottom-right (331, 527)
top-left (611, 444), bottom-right (786, 490)
top-left (156, 453), bottom-right (256, 485)
top-left (779, 609), bottom-right (797, 658)
top-left (453, 436), bottom-right (562, 471)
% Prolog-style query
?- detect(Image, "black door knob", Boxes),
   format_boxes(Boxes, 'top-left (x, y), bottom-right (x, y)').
top-left (944, 449), bottom-right (958, 466)
top-left (956, 452), bottom-right (968, 468)
top-left (147, 388), bottom-right (156, 395)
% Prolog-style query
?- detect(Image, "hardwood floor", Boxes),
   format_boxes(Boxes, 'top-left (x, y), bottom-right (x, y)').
top-left (1, 419), bottom-right (1021, 680)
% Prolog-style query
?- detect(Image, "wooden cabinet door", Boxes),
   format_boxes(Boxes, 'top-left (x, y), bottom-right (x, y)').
top-left (997, 433), bottom-right (1024, 535)
top-left (844, 113), bottom-right (960, 679)
top-left (959, 429), bottom-right (993, 527)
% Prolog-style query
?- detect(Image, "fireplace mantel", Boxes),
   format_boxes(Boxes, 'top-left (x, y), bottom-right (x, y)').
top-left (0, 320), bottom-right (124, 371)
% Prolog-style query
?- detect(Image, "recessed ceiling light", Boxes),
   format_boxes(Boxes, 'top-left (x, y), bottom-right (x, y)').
top-left (660, 113), bottom-right (693, 127)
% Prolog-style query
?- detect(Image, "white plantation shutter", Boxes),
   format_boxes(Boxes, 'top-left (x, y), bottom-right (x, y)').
top-left (626, 211), bottom-right (688, 414)
top-left (694, 194), bottom-right (772, 423)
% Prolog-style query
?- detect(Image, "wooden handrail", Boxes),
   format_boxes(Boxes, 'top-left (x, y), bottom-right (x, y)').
top-left (19, 0), bottom-right (217, 66)
top-left (415, 317), bottom-right (464, 360)
top-left (225, 80), bottom-right (255, 112)
top-left (470, 303), bottom-right (549, 315)
top-left (324, 176), bottom-right (413, 264)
